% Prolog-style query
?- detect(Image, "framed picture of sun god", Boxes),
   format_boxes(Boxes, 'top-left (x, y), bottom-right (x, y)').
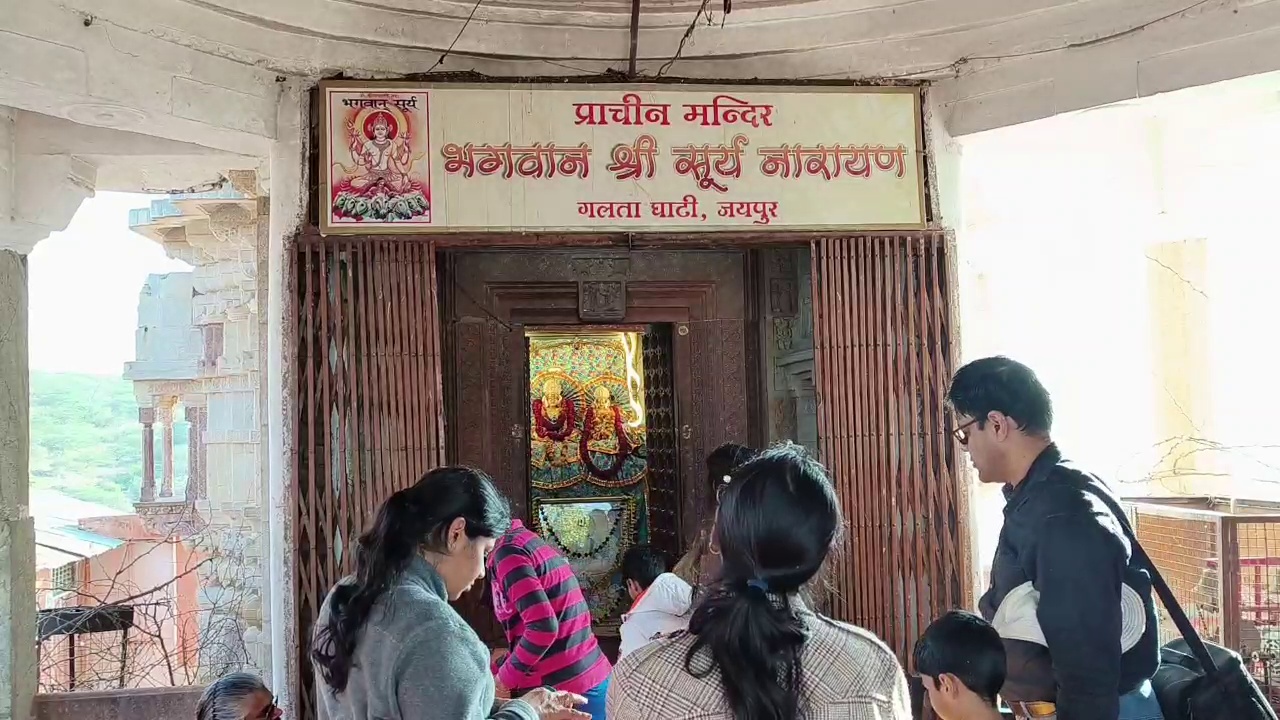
top-left (319, 82), bottom-right (433, 234)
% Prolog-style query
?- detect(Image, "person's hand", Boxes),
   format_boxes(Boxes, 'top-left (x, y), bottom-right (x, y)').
top-left (519, 687), bottom-right (590, 720)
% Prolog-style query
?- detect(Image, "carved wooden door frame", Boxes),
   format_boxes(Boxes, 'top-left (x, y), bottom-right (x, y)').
top-left (440, 249), bottom-right (752, 643)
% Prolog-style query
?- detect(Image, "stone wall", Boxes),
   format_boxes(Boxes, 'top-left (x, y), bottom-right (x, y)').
top-left (34, 687), bottom-right (203, 720)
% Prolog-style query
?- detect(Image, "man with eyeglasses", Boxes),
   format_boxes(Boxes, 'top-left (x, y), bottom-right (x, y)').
top-left (947, 356), bottom-right (1163, 720)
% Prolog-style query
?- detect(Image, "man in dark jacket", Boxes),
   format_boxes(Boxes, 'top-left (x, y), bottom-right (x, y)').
top-left (948, 356), bottom-right (1164, 720)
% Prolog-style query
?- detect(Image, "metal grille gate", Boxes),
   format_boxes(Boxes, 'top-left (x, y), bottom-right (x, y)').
top-left (810, 232), bottom-right (969, 667)
top-left (294, 238), bottom-right (445, 720)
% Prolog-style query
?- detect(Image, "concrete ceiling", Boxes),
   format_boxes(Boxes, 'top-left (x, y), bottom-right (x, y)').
top-left (2, 0), bottom-right (1279, 160)
top-left (14, 111), bottom-right (255, 193)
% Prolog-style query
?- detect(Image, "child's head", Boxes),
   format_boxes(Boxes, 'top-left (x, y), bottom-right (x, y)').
top-left (621, 544), bottom-right (672, 599)
top-left (913, 611), bottom-right (1005, 719)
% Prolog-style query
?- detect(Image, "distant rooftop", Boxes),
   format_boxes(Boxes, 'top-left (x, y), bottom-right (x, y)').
top-left (31, 490), bottom-right (128, 570)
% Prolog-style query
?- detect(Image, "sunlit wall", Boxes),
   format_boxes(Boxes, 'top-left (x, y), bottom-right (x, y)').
top-left (955, 71), bottom-right (1280, 582)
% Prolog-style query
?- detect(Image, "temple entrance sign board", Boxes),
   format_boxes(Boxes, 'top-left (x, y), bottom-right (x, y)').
top-left (318, 82), bottom-right (925, 234)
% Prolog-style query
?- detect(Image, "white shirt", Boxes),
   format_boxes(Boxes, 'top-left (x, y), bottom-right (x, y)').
top-left (618, 573), bottom-right (693, 658)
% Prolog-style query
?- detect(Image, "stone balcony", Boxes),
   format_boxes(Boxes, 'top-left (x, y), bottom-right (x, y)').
top-left (132, 497), bottom-right (206, 539)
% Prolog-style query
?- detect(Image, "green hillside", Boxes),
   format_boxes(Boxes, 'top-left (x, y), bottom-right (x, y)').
top-left (30, 371), bottom-right (189, 510)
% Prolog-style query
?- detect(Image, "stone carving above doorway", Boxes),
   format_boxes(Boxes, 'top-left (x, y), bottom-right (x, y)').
top-left (770, 277), bottom-right (798, 316)
top-left (578, 281), bottom-right (627, 321)
top-left (569, 255), bottom-right (629, 279)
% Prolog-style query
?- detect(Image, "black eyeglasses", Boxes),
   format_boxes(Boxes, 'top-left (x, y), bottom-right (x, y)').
top-left (952, 417), bottom-right (981, 446)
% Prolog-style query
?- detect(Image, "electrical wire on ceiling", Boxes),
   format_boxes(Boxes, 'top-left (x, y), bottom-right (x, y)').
top-left (388, 0), bottom-right (1215, 88)
top-left (657, 0), bottom-right (716, 78)
top-left (426, 0), bottom-right (486, 73)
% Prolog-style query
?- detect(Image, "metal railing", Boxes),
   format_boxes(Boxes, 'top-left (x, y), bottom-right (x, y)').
top-left (1127, 497), bottom-right (1280, 707)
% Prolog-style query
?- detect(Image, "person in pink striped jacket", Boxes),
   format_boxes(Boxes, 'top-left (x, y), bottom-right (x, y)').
top-left (489, 519), bottom-right (613, 720)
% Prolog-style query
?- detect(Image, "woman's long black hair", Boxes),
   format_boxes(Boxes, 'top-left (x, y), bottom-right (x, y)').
top-left (703, 442), bottom-right (758, 514)
top-left (311, 466), bottom-right (511, 693)
top-left (684, 442), bottom-right (841, 720)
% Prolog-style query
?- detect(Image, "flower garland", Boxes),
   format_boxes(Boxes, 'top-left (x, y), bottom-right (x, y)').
top-left (537, 505), bottom-right (622, 560)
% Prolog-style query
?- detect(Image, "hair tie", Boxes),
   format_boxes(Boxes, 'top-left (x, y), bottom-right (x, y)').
top-left (746, 578), bottom-right (769, 594)
top-left (721, 474), bottom-right (732, 485)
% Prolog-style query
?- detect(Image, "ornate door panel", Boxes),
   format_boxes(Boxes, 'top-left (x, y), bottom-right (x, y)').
top-left (679, 316), bottom-right (749, 542)
top-left (446, 310), bottom-right (527, 644)
top-left (642, 324), bottom-right (681, 558)
top-left (293, 238), bottom-right (446, 720)
top-left (809, 232), bottom-right (968, 669)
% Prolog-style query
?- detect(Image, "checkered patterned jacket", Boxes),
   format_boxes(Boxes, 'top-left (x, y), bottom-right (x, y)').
top-left (606, 609), bottom-right (912, 719)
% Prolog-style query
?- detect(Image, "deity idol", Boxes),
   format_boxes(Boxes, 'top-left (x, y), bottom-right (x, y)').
top-left (533, 378), bottom-right (576, 441)
top-left (346, 111), bottom-right (413, 195)
top-left (580, 386), bottom-right (646, 485)
top-left (530, 377), bottom-right (582, 485)
top-left (583, 385), bottom-right (632, 456)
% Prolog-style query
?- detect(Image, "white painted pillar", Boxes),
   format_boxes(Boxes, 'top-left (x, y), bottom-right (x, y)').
top-left (158, 399), bottom-right (176, 498)
top-left (922, 88), bottom-right (984, 606)
top-left (0, 107), bottom-right (36, 720)
top-left (266, 80), bottom-right (308, 712)
top-left (0, 100), bottom-right (93, 717)
top-left (0, 249), bottom-right (35, 720)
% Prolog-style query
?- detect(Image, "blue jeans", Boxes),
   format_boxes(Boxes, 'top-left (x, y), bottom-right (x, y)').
top-left (1119, 680), bottom-right (1164, 720)
top-left (580, 676), bottom-right (609, 720)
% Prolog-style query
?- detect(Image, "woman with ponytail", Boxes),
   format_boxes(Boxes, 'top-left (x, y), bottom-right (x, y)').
top-left (607, 443), bottom-right (912, 720)
top-left (671, 443), bottom-right (757, 588)
top-left (310, 466), bottom-right (589, 720)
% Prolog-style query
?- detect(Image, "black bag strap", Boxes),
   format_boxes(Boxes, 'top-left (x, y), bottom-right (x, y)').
top-left (1079, 479), bottom-right (1221, 675)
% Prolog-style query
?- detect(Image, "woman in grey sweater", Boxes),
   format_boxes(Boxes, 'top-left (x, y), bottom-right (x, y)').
top-left (310, 466), bottom-right (589, 720)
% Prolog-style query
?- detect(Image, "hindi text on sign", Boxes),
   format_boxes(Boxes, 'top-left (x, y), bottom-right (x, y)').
top-left (607, 135), bottom-right (659, 181)
top-left (321, 83), bottom-right (924, 232)
top-left (573, 94), bottom-right (672, 127)
top-left (670, 134), bottom-right (750, 193)
top-left (682, 95), bottom-right (774, 128)
top-left (441, 142), bottom-right (592, 179)
top-left (716, 201), bottom-right (779, 226)
top-left (650, 195), bottom-right (702, 220)
top-left (340, 96), bottom-right (420, 111)
top-left (577, 201), bottom-right (645, 220)
top-left (757, 143), bottom-right (908, 180)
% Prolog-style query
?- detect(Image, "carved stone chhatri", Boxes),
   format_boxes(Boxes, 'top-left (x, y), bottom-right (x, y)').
top-left (578, 281), bottom-right (627, 322)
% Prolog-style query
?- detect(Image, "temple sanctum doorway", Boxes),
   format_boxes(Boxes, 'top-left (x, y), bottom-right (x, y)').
top-left (524, 329), bottom-right (668, 637)
top-left (441, 248), bottom-right (750, 651)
